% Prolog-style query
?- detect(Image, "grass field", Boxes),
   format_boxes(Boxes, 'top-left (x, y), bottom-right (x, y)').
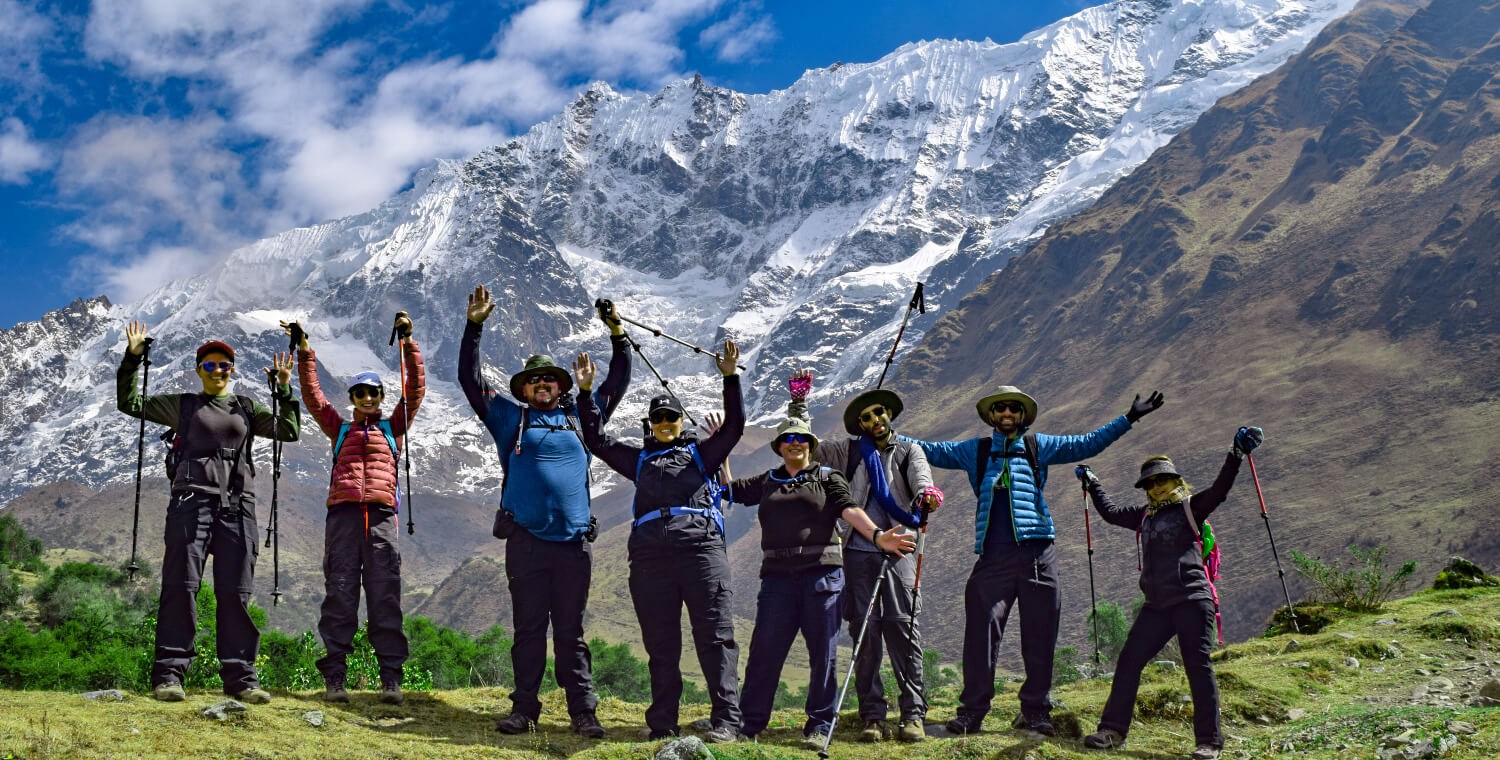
top-left (3, 585), bottom-right (1498, 759)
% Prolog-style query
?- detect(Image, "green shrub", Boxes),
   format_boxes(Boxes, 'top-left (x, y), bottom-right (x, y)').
top-left (0, 566), bottom-right (20, 613)
top-left (0, 514), bottom-right (44, 571)
top-left (1053, 646), bottom-right (1085, 686)
top-left (1089, 600), bottom-right (1131, 664)
top-left (1263, 603), bottom-right (1337, 636)
top-left (257, 630), bottom-right (322, 690)
top-left (1288, 545), bottom-right (1416, 612)
top-left (589, 638), bottom-right (651, 702)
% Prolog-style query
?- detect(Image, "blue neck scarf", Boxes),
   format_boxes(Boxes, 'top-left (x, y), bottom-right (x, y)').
top-left (860, 436), bottom-right (920, 529)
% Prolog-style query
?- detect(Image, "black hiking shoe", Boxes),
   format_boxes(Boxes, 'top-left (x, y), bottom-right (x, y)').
top-left (324, 679), bottom-right (350, 703)
top-left (1012, 711), bottom-right (1055, 737)
top-left (495, 712), bottom-right (536, 734)
top-left (1083, 728), bottom-right (1126, 749)
top-left (379, 679), bottom-right (404, 705)
top-left (571, 711), bottom-right (606, 739)
top-left (945, 712), bottom-right (984, 735)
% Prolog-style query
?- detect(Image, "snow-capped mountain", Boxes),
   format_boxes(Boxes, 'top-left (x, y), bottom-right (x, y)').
top-left (0, 0), bottom-right (1357, 503)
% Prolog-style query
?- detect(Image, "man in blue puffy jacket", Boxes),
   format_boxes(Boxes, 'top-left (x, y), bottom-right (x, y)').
top-left (903, 385), bottom-right (1162, 736)
top-left (459, 286), bottom-right (631, 739)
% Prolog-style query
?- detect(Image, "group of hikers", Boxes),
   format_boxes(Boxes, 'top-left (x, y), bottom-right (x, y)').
top-left (115, 284), bottom-right (1265, 760)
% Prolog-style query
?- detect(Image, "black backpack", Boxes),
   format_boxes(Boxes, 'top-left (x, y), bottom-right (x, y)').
top-left (160, 394), bottom-right (256, 482)
top-left (971, 433), bottom-right (1039, 497)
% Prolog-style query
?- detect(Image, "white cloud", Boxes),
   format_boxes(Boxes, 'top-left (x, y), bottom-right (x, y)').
top-left (0, 118), bottom-right (49, 183)
top-left (90, 244), bottom-right (220, 305)
top-left (0, 0), bottom-right (55, 89)
top-left (699, 6), bottom-right (776, 63)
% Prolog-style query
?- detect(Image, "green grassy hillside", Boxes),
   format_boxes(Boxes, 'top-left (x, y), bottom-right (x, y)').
top-left (4, 583), bottom-right (1497, 759)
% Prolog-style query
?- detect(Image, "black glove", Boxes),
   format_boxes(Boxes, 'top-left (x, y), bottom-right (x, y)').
top-left (1125, 390), bottom-right (1164, 423)
top-left (1075, 465), bottom-right (1100, 490)
top-left (594, 298), bottom-right (621, 327)
top-left (1232, 426), bottom-right (1264, 458)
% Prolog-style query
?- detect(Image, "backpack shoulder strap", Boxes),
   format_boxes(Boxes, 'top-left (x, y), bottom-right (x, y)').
top-left (333, 422), bottom-right (352, 457)
top-left (378, 419), bottom-right (397, 455)
top-left (843, 443), bottom-right (860, 481)
top-left (1180, 495), bottom-right (1201, 540)
top-left (972, 437), bottom-right (992, 497)
top-left (1022, 432), bottom-right (1039, 474)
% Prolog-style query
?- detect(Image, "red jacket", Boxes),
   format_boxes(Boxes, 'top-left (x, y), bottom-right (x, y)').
top-left (298, 341), bottom-right (424, 508)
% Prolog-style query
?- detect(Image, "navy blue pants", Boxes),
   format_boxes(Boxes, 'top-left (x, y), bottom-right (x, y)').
top-left (1098, 597), bottom-right (1222, 747)
top-left (151, 491), bottom-right (260, 693)
top-left (957, 540), bottom-right (1060, 720)
top-left (740, 566), bottom-right (844, 737)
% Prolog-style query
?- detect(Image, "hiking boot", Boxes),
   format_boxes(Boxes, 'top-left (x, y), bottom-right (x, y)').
top-left (1012, 711), bottom-right (1055, 737)
top-left (645, 727), bottom-right (678, 740)
top-left (379, 679), bottom-right (404, 705)
top-left (152, 680), bottom-right (186, 702)
top-left (234, 687), bottom-right (271, 704)
top-left (1083, 728), bottom-right (1126, 749)
top-left (945, 713), bottom-right (984, 735)
top-left (702, 725), bottom-right (740, 744)
top-left (1190, 745), bottom-right (1222, 760)
top-left (323, 678), bottom-right (350, 703)
top-left (495, 712), bottom-right (536, 734)
top-left (801, 732), bottom-right (829, 751)
top-left (571, 711), bottom-right (606, 739)
top-left (858, 719), bottom-right (888, 742)
top-left (898, 719), bottom-right (927, 742)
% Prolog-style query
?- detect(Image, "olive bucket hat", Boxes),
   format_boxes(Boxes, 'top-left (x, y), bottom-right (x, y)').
top-left (771, 418), bottom-right (819, 455)
top-left (509, 355), bottom-right (574, 400)
top-left (842, 389), bottom-right (904, 436)
top-left (975, 385), bottom-right (1038, 426)
top-left (1134, 457), bottom-right (1182, 488)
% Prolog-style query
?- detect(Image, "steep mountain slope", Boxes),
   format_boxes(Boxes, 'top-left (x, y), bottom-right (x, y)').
top-left (887, 0), bottom-right (1500, 649)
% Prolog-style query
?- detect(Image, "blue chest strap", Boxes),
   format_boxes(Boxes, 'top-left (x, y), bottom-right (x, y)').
top-left (632, 442), bottom-right (729, 533)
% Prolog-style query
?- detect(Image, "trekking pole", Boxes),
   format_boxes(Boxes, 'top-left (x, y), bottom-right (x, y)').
top-left (127, 337), bottom-right (155, 581)
top-left (875, 282), bottom-right (925, 389)
top-left (265, 367), bottom-right (283, 607)
top-left (596, 299), bottom-right (699, 427)
top-left (389, 313), bottom-right (415, 535)
top-left (1082, 486), bottom-right (1101, 664)
top-left (612, 311), bottom-right (747, 371)
top-left (821, 556), bottom-right (895, 759)
top-left (1247, 452), bottom-right (1298, 633)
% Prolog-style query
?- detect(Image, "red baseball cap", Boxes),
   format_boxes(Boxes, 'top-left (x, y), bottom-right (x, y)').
top-left (195, 340), bottom-right (235, 362)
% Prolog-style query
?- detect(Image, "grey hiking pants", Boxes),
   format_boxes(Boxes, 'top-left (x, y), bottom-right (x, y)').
top-left (315, 502), bottom-right (408, 683)
top-left (843, 549), bottom-right (926, 722)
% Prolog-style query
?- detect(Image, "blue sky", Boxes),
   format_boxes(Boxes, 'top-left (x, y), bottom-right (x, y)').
top-left (0, 0), bottom-right (1091, 329)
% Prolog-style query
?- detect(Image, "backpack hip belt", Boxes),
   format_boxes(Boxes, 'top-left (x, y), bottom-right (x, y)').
top-left (633, 505), bottom-right (725, 535)
top-left (763, 543), bottom-right (842, 563)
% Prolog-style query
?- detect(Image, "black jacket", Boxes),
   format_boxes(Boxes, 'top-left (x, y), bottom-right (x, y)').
top-left (1088, 453), bottom-right (1241, 609)
top-left (578, 375), bottom-right (744, 554)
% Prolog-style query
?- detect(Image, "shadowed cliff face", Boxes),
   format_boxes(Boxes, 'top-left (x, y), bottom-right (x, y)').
top-left (882, 0), bottom-right (1500, 651)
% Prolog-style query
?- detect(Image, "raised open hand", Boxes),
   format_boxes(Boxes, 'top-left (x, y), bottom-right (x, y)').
top-left (788, 369), bottom-right (813, 400)
top-left (467, 285), bottom-right (495, 324)
top-left (715, 340), bottom-right (739, 377)
top-left (1126, 390), bottom-right (1165, 422)
top-left (265, 352), bottom-right (293, 386)
top-left (701, 411), bottom-right (725, 436)
top-left (573, 352), bottom-right (596, 391)
top-left (125, 320), bottom-right (150, 356)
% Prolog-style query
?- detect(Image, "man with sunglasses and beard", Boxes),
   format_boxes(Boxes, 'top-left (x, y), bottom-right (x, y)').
top-left (117, 321), bottom-right (300, 704)
top-left (459, 286), bottom-right (631, 739)
top-left (285, 314), bottom-right (423, 705)
top-left (782, 371), bottom-right (942, 743)
top-left (572, 341), bottom-right (744, 744)
top-left (902, 385), bottom-right (1163, 738)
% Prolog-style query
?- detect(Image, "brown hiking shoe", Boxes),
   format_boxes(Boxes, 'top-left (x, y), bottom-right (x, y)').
top-left (858, 719), bottom-right (888, 742)
top-left (1084, 728), bottom-right (1126, 749)
top-left (571, 711), bottom-right (606, 739)
top-left (379, 679), bottom-right (404, 705)
top-left (1190, 745), bottom-right (1221, 760)
top-left (152, 680), bottom-right (186, 702)
top-left (234, 687), bottom-right (272, 704)
top-left (324, 679), bottom-right (350, 703)
top-left (898, 719), bottom-right (927, 742)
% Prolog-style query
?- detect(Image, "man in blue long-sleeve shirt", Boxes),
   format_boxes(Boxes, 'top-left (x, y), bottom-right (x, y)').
top-left (902, 385), bottom-right (1162, 737)
top-left (458, 286), bottom-right (631, 739)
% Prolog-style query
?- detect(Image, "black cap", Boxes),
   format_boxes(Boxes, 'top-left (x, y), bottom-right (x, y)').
top-left (648, 395), bottom-right (684, 419)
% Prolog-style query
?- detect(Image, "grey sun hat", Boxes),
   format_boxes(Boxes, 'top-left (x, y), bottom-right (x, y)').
top-left (842, 389), bottom-right (904, 436)
top-left (509, 355), bottom-right (574, 400)
top-left (771, 418), bottom-right (819, 455)
top-left (975, 385), bottom-right (1038, 427)
top-left (1135, 457), bottom-right (1182, 488)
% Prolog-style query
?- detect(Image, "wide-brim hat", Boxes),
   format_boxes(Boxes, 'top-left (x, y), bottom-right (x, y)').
top-left (842, 389), bottom-right (904, 436)
top-left (509, 355), bottom-right (574, 400)
top-left (1135, 457), bottom-right (1182, 488)
top-left (975, 386), bottom-right (1038, 427)
top-left (771, 418), bottom-right (820, 455)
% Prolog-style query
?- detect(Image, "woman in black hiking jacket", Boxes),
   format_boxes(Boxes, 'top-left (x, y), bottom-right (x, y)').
top-left (572, 344), bottom-right (744, 744)
top-left (1076, 426), bottom-right (1263, 760)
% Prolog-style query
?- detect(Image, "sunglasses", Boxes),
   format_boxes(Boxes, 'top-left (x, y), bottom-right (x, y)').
top-left (780, 434), bottom-right (810, 445)
top-left (1142, 475), bottom-right (1178, 488)
top-left (650, 410), bottom-right (682, 424)
top-left (200, 361), bottom-right (234, 373)
top-left (858, 406), bottom-right (888, 423)
top-left (351, 387), bottom-right (382, 400)
top-left (990, 401), bottom-right (1026, 414)
top-left (525, 374), bottom-right (560, 386)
